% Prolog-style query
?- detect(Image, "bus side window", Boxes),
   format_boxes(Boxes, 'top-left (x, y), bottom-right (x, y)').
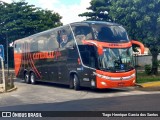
top-left (37, 35), bottom-right (49, 51)
top-left (47, 31), bottom-right (59, 50)
top-left (31, 40), bottom-right (38, 52)
top-left (14, 43), bottom-right (21, 53)
top-left (59, 26), bottom-right (74, 48)
top-left (73, 26), bottom-right (93, 44)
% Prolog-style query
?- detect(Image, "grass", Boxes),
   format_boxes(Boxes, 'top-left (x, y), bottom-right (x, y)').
top-left (136, 72), bottom-right (160, 83)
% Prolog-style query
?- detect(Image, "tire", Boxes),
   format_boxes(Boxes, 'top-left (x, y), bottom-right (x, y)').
top-left (25, 72), bottom-right (30, 84)
top-left (69, 74), bottom-right (74, 89)
top-left (30, 72), bottom-right (36, 84)
top-left (69, 79), bottom-right (74, 89)
top-left (73, 74), bottom-right (80, 90)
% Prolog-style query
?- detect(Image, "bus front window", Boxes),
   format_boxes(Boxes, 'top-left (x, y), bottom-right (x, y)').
top-left (99, 47), bottom-right (134, 72)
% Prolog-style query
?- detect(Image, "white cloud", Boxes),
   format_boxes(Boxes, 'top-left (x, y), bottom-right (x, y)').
top-left (0, 0), bottom-right (12, 3)
top-left (35, 0), bottom-right (91, 25)
top-left (54, 0), bottom-right (91, 25)
top-left (37, 0), bottom-right (60, 10)
top-left (1, 0), bottom-right (91, 25)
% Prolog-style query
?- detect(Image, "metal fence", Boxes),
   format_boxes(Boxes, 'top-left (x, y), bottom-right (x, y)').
top-left (0, 57), bottom-right (14, 92)
top-left (134, 55), bottom-right (160, 67)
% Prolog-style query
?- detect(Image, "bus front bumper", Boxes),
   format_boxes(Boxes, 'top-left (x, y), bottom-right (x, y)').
top-left (94, 69), bottom-right (136, 89)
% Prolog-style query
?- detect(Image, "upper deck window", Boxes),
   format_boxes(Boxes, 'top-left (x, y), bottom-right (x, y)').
top-left (71, 22), bottom-right (129, 43)
top-left (92, 24), bottom-right (129, 43)
top-left (71, 24), bottom-right (93, 44)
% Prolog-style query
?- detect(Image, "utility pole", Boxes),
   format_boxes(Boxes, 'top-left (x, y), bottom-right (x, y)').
top-left (1, 57), bottom-right (6, 92)
top-left (6, 33), bottom-right (9, 76)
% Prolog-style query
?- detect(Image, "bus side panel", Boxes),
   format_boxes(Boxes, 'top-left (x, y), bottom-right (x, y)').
top-left (78, 67), bottom-right (96, 88)
top-left (67, 47), bottom-right (80, 83)
top-left (14, 52), bottom-right (23, 78)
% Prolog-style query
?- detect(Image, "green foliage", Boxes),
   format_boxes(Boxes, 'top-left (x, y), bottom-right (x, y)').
top-left (136, 72), bottom-right (160, 83)
top-left (0, 1), bottom-right (62, 42)
top-left (144, 64), bottom-right (151, 75)
top-left (79, 0), bottom-right (112, 21)
top-left (0, 1), bottom-right (62, 67)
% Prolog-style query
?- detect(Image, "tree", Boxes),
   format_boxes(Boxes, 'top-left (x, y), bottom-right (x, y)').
top-left (79, 0), bottom-right (112, 21)
top-left (0, 1), bottom-right (62, 42)
top-left (0, 1), bottom-right (62, 67)
top-left (80, 0), bottom-right (160, 75)
top-left (109, 0), bottom-right (160, 75)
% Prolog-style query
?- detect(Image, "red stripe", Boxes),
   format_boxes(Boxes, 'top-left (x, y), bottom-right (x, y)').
top-left (27, 42), bottom-right (42, 78)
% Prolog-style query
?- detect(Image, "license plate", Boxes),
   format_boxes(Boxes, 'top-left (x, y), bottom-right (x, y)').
top-left (118, 82), bottom-right (125, 86)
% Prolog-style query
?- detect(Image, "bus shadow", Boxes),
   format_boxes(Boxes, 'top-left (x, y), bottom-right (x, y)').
top-left (16, 78), bottom-right (134, 93)
top-left (0, 94), bottom-right (158, 112)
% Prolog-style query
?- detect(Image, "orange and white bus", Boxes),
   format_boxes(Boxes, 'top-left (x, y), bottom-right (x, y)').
top-left (14, 21), bottom-right (144, 90)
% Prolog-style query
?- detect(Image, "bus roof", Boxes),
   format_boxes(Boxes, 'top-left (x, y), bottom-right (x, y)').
top-left (14, 21), bottom-right (120, 43)
top-left (70, 21), bottom-right (120, 26)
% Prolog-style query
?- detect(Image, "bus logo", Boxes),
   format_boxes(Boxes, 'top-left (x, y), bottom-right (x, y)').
top-left (33, 51), bottom-right (61, 60)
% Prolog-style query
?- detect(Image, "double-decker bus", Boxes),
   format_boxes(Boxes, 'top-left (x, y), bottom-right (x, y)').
top-left (14, 21), bottom-right (144, 90)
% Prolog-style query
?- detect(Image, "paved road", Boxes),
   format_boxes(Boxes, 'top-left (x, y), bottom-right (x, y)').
top-left (0, 79), bottom-right (160, 120)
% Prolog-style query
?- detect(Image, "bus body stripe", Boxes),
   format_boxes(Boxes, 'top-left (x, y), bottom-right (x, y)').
top-left (27, 43), bottom-right (42, 78)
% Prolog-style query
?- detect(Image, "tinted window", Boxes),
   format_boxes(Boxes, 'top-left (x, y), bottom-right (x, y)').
top-left (14, 42), bottom-right (22, 53)
top-left (46, 30), bottom-right (59, 51)
top-left (72, 25), bottom-right (93, 44)
top-left (92, 24), bottom-right (129, 43)
top-left (58, 25), bottom-right (74, 48)
top-left (30, 40), bottom-right (38, 52)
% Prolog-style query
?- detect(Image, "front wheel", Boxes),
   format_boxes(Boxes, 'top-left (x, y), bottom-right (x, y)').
top-left (73, 74), bottom-right (80, 90)
top-left (30, 72), bottom-right (36, 84)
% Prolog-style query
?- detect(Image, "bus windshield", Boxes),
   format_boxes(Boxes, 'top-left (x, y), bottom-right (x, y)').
top-left (98, 47), bottom-right (134, 72)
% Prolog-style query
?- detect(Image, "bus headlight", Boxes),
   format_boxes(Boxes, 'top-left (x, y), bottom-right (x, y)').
top-left (133, 79), bottom-right (135, 83)
top-left (91, 80), bottom-right (95, 86)
top-left (101, 82), bottom-right (107, 86)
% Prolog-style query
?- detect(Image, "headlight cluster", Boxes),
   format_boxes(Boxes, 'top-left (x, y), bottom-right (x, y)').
top-left (93, 72), bottom-right (135, 81)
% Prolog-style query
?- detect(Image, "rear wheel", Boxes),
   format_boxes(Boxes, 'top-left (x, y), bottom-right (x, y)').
top-left (30, 72), bottom-right (36, 84)
top-left (73, 74), bottom-right (80, 90)
top-left (25, 72), bottom-right (30, 84)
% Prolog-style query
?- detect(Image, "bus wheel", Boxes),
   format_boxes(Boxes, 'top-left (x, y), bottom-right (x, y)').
top-left (25, 73), bottom-right (30, 84)
top-left (30, 72), bottom-right (36, 84)
top-left (73, 74), bottom-right (80, 90)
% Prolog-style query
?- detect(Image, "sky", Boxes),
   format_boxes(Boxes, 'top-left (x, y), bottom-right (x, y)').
top-left (1, 0), bottom-right (91, 25)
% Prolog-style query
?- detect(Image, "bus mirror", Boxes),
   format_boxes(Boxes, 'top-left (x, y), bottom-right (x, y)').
top-left (81, 40), bottom-right (104, 55)
top-left (131, 40), bottom-right (145, 54)
top-left (97, 47), bottom-right (103, 55)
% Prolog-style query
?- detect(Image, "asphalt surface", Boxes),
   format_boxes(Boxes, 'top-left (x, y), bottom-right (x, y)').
top-left (0, 93), bottom-right (160, 111)
top-left (0, 79), bottom-right (160, 120)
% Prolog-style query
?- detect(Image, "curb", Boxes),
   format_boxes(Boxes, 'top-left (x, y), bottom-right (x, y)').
top-left (138, 81), bottom-right (160, 88)
top-left (135, 81), bottom-right (160, 91)
top-left (0, 86), bottom-right (17, 93)
top-left (7, 86), bottom-right (17, 92)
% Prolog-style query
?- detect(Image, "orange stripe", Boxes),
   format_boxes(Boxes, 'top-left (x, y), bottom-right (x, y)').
top-left (82, 40), bottom-right (132, 48)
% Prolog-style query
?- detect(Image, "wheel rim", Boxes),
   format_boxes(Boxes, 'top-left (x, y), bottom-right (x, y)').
top-left (31, 74), bottom-right (34, 83)
top-left (25, 74), bottom-right (29, 82)
top-left (73, 77), bottom-right (76, 87)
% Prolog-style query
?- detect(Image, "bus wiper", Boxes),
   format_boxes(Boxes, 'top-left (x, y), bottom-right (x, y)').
top-left (114, 56), bottom-right (122, 65)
